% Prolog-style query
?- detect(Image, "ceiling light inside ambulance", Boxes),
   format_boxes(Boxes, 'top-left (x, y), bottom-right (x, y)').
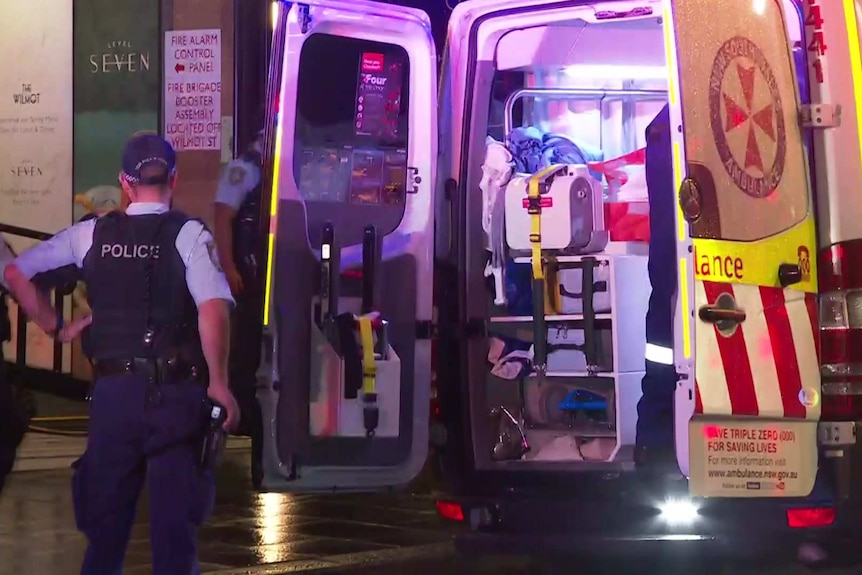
top-left (563, 64), bottom-right (667, 80)
top-left (658, 498), bottom-right (700, 525)
top-left (752, 0), bottom-right (767, 15)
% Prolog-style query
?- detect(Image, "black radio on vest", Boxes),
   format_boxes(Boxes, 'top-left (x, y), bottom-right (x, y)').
top-left (233, 148), bottom-right (262, 282)
top-left (81, 210), bottom-right (203, 365)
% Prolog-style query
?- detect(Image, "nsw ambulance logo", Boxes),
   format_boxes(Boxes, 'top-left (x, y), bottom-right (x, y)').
top-left (708, 36), bottom-right (786, 199)
top-left (797, 245), bottom-right (811, 283)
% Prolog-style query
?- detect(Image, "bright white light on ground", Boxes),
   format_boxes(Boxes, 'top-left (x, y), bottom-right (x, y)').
top-left (658, 498), bottom-right (700, 525)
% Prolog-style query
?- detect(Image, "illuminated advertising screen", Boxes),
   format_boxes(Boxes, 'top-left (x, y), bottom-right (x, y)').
top-left (354, 52), bottom-right (404, 144)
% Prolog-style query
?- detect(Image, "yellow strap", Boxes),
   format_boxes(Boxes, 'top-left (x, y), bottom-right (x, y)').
top-left (358, 316), bottom-right (377, 395)
top-left (527, 172), bottom-right (544, 281)
top-left (526, 165), bottom-right (566, 281)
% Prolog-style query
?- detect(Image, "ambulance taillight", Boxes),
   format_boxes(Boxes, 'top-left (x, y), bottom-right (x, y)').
top-left (818, 241), bottom-right (862, 421)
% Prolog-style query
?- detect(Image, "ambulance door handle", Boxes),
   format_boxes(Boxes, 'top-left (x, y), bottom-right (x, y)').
top-left (778, 263), bottom-right (803, 287)
top-left (698, 306), bottom-right (746, 325)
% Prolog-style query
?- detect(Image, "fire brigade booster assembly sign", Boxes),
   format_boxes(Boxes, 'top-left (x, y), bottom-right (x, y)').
top-left (164, 29), bottom-right (221, 151)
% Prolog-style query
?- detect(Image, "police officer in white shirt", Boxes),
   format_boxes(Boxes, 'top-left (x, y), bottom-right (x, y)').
top-left (0, 237), bottom-right (23, 495)
top-left (213, 128), bottom-right (265, 485)
top-left (4, 132), bottom-right (240, 573)
top-left (0, 236), bottom-right (80, 495)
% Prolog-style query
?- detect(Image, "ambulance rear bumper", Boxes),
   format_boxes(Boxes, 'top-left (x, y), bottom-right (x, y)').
top-left (456, 530), bottom-right (809, 559)
top-left (454, 498), bottom-right (862, 560)
top-left (451, 461), bottom-right (862, 561)
top-left (446, 422), bottom-right (862, 560)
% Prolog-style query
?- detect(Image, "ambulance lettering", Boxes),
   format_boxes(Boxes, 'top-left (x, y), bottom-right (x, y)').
top-left (803, 1), bottom-right (827, 83)
top-left (693, 245), bottom-right (744, 280)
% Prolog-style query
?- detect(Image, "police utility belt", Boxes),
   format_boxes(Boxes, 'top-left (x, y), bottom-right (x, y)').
top-left (93, 357), bottom-right (205, 384)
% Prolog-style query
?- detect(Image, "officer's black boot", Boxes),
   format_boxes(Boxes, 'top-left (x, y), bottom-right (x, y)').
top-left (239, 358), bottom-right (265, 489)
top-left (247, 398), bottom-right (264, 489)
top-left (229, 375), bottom-right (264, 488)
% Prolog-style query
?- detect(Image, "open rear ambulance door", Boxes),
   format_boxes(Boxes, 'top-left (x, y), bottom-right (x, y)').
top-left (669, 0), bottom-right (820, 497)
top-left (258, 0), bottom-right (438, 492)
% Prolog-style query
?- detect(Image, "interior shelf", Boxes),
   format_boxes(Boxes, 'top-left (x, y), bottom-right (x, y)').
top-left (489, 313), bottom-right (612, 323)
top-left (512, 242), bottom-right (649, 263)
top-left (482, 252), bottom-right (650, 467)
top-left (527, 370), bottom-right (615, 378)
top-left (526, 421), bottom-right (617, 438)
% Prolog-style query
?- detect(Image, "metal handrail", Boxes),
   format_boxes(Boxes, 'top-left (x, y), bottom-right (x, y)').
top-left (0, 223), bottom-right (53, 242)
top-left (503, 87), bottom-right (669, 138)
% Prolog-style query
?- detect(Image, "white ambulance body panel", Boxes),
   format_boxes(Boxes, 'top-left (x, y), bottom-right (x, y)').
top-left (258, 0), bottom-right (438, 493)
top-left (441, 0), bottom-right (822, 498)
top-left (806, 1), bottom-right (862, 247)
top-left (260, 0), bottom-right (831, 498)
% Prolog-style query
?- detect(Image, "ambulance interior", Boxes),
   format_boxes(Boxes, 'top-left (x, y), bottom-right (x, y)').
top-left (473, 5), bottom-right (806, 470)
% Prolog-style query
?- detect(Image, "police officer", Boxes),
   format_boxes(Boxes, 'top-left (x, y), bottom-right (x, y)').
top-left (0, 236), bottom-right (85, 496)
top-left (3, 133), bottom-right (240, 573)
top-left (0, 237), bottom-right (27, 494)
top-left (213, 128), bottom-right (264, 484)
top-left (634, 105), bottom-right (678, 472)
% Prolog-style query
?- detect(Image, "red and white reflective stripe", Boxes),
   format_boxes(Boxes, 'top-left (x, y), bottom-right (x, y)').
top-left (694, 280), bottom-right (819, 420)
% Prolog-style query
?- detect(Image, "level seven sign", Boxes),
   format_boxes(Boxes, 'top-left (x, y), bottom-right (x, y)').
top-left (164, 29), bottom-right (222, 151)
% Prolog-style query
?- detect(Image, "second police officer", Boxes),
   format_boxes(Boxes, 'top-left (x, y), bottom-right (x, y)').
top-left (213, 128), bottom-right (265, 485)
top-left (0, 238), bottom-right (31, 495)
top-left (3, 133), bottom-right (240, 573)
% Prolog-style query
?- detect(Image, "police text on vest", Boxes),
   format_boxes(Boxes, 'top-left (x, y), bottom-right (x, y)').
top-left (101, 244), bottom-right (161, 259)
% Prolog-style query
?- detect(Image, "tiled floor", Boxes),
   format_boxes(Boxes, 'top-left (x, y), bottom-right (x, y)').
top-left (0, 449), bottom-right (452, 574)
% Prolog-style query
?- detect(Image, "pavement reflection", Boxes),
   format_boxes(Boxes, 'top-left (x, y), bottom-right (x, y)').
top-left (0, 449), bottom-right (452, 574)
top-left (1, 447), bottom-right (859, 575)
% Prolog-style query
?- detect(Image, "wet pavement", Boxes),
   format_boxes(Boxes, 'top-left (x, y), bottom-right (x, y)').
top-left (2, 443), bottom-right (860, 574)
top-left (0, 447), bottom-right (454, 575)
top-left (261, 556), bottom-right (859, 575)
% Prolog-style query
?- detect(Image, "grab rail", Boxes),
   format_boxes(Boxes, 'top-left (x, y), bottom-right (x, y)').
top-left (503, 87), bottom-right (669, 140)
top-left (0, 223), bottom-right (53, 242)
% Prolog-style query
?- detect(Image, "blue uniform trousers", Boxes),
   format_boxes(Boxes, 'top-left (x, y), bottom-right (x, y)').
top-left (0, 349), bottom-right (30, 495)
top-left (72, 374), bottom-right (214, 575)
top-left (635, 104), bottom-right (677, 451)
top-left (0, 352), bottom-right (16, 494)
top-left (230, 289), bottom-right (263, 482)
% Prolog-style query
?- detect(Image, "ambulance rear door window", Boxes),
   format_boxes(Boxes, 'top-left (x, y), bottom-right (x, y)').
top-left (293, 34), bottom-right (410, 210)
top-left (677, 0), bottom-right (809, 242)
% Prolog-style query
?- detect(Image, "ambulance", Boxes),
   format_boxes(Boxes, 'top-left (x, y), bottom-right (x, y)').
top-left (254, 0), bottom-right (862, 562)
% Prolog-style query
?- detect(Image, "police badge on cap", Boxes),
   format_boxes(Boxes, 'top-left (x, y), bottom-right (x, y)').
top-left (121, 133), bottom-right (177, 186)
